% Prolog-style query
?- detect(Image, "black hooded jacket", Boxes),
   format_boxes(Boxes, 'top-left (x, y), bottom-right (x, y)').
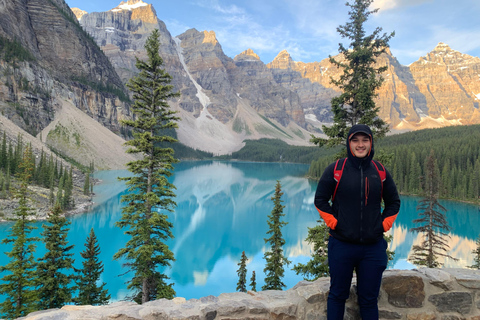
top-left (314, 124), bottom-right (401, 244)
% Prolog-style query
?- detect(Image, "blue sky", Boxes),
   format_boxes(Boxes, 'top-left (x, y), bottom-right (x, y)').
top-left (64, 0), bottom-right (480, 66)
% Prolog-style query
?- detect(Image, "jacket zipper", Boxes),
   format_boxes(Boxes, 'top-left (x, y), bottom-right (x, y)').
top-left (360, 164), bottom-right (364, 242)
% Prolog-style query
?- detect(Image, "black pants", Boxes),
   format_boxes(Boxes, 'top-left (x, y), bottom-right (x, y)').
top-left (327, 236), bottom-right (387, 320)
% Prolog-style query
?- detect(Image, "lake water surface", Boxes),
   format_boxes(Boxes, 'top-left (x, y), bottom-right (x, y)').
top-left (0, 161), bottom-right (478, 301)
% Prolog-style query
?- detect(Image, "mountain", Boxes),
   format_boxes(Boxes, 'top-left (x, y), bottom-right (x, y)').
top-left (0, 0), bottom-right (136, 169)
top-left (72, 0), bottom-right (480, 155)
top-left (2, 0), bottom-right (480, 161)
top-left (268, 44), bottom-right (480, 131)
top-left (74, 0), bottom-right (314, 154)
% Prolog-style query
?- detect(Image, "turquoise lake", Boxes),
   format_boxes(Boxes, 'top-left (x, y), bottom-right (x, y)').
top-left (0, 160), bottom-right (479, 302)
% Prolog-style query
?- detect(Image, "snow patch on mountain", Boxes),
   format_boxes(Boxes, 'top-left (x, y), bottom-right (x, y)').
top-left (111, 0), bottom-right (148, 12)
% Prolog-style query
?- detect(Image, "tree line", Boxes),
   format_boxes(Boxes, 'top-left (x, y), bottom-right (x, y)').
top-left (308, 124), bottom-right (480, 203)
top-left (0, 132), bottom-right (83, 212)
top-left (0, 145), bottom-right (109, 320)
top-left (219, 138), bottom-right (340, 164)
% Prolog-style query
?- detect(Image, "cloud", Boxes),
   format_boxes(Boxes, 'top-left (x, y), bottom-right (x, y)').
top-left (192, 0), bottom-right (245, 15)
top-left (281, 0), bottom-right (343, 39)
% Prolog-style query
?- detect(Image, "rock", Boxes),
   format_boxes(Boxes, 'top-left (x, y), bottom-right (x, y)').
top-left (406, 312), bottom-right (437, 320)
top-left (417, 268), bottom-right (455, 290)
top-left (381, 271), bottom-right (426, 308)
top-left (19, 268), bottom-right (480, 320)
top-left (379, 309), bottom-right (403, 319)
top-left (428, 292), bottom-right (472, 315)
top-left (442, 268), bottom-right (480, 289)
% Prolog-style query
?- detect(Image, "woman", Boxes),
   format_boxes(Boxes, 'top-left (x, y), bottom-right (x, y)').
top-left (314, 124), bottom-right (400, 319)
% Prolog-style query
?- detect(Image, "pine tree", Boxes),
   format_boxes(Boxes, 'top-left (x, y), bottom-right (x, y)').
top-left (250, 271), bottom-right (257, 292)
top-left (49, 173), bottom-right (55, 206)
top-left (293, 222), bottom-right (329, 280)
top-left (262, 180), bottom-right (290, 291)
top-left (54, 159), bottom-right (59, 180)
top-left (84, 171), bottom-right (91, 196)
top-left (12, 134), bottom-right (23, 176)
top-left (36, 203), bottom-right (76, 309)
top-left (56, 182), bottom-right (63, 209)
top-left (62, 166), bottom-right (74, 210)
top-left (76, 228), bottom-right (110, 305)
top-left (113, 29), bottom-right (180, 304)
top-left (0, 131), bottom-right (7, 170)
top-left (236, 251), bottom-right (248, 293)
top-left (0, 145), bottom-right (38, 319)
top-left (408, 152), bottom-right (421, 194)
top-left (4, 163), bottom-right (10, 192)
top-left (468, 234), bottom-right (480, 270)
top-left (310, 0), bottom-right (394, 148)
top-left (7, 141), bottom-right (13, 175)
top-left (384, 234), bottom-right (395, 267)
top-left (409, 150), bottom-right (458, 268)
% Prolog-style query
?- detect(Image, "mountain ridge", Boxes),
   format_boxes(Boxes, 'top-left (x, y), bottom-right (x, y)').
top-left (2, 0), bottom-right (480, 160)
top-left (71, 0), bottom-right (480, 142)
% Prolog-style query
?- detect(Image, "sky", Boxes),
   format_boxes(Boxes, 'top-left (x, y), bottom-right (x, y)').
top-left (64, 0), bottom-right (480, 66)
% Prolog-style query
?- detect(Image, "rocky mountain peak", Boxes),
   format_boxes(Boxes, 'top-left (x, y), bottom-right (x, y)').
top-left (202, 30), bottom-right (218, 45)
top-left (275, 50), bottom-right (292, 61)
top-left (433, 42), bottom-right (452, 52)
top-left (111, 0), bottom-right (157, 23)
top-left (71, 7), bottom-right (87, 20)
top-left (266, 49), bottom-right (295, 69)
top-left (234, 49), bottom-right (261, 62)
top-left (418, 42), bottom-right (478, 66)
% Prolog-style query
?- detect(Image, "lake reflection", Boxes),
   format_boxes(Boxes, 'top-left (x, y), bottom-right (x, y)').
top-left (0, 160), bottom-right (478, 301)
top-left (72, 161), bottom-right (319, 300)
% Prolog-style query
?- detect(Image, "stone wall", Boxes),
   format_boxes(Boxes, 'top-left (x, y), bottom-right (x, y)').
top-left (21, 268), bottom-right (480, 320)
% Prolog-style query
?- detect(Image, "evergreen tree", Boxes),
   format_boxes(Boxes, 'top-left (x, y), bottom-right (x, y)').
top-left (56, 182), bottom-right (63, 209)
top-left (4, 163), bottom-right (10, 192)
top-left (113, 29), bottom-right (180, 304)
top-left (468, 234), bottom-right (480, 270)
top-left (250, 271), bottom-right (257, 292)
top-left (293, 222), bottom-right (329, 280)
top-left (236, 251), bottom-right (248, 293)
top-left (409, 150), bottom-right (457, 268)
top-left (0, 131), bottom-right (6, 170)
top-left (7, 141), bottom-right (13, 175)
top-left (34, 149), bottom-right (45, 186)
top-left (84, 171), bottom-right (91, 196)
top-left (54, 159), bottom-right (59, 180)
top-left (310, 0), bottom-right (394, 148)
top-left (36, 203), bottom-right (75, 309)
top-left (76, 228), bottom-right (110, 305)
top-left (408, 152), bottom-right (421, 194)
top-left (262, 180), bottom-right (290, 291)
top-left (62, 167), bottom-right (74, 209)
top-left (12, 134), bottom-right (23, 176)
top-left (49, 173), bottom-right (55, 206)
top-left (0, 145), bottom-right (38, 319)
top-left (384, 234), bottom-right (395, 267)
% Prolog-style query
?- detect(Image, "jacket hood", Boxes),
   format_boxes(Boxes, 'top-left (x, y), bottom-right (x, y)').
top-left (347, 124), bottom-right (374, 166)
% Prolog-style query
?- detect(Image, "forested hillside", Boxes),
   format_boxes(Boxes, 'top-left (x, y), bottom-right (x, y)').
top-left (219, 139), bottom-right (339, 163)
top-left (308, 125), bottom-right (480, 202)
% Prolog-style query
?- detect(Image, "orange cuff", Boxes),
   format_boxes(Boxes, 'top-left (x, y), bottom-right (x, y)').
top-left (317, 208), bottom-right (338, 230)
top-left (383, 213), bottom-right (398, 232)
